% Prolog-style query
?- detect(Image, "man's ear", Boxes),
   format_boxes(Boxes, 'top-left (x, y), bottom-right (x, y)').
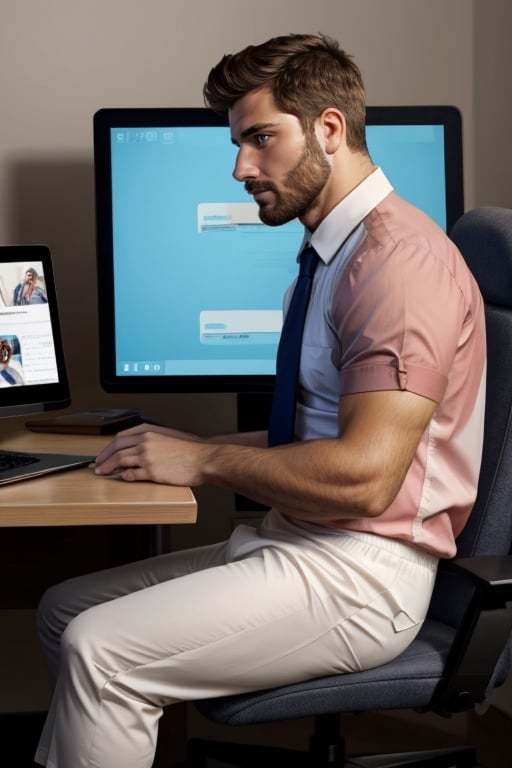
top-left (317, 108), bottom-right (345, 155)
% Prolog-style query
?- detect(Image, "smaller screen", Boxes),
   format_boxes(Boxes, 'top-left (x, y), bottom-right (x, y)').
top-left (0, 246), bottom-right (70, 415)
top-left (0, 261), bottom-right (59, 389)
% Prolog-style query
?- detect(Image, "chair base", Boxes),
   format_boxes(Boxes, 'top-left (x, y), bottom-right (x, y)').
top-left (185, 738), bottom-right (477, 768)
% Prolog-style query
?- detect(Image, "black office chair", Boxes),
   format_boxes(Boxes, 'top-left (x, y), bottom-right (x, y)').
top-left (184, 207), bottom-right (512, 768)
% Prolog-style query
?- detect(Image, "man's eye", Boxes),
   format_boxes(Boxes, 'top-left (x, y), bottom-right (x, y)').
top-left (256, 134), bottom-right (270, 146)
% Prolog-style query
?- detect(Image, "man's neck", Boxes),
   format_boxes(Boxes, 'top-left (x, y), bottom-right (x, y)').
top-left (301, 153), bottom-right (375, 232)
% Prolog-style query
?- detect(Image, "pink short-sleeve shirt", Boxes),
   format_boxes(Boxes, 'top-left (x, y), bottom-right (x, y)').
top-left (292, 169), bottom-right (486, 558)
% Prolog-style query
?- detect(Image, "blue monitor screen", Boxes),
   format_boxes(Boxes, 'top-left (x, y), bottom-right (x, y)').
top-left (94, 106), bottom-right (463, 393)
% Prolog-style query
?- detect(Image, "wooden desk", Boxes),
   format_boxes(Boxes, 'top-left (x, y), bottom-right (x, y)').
top-left (0, 420), bottom-right (195, 766)
top-left (0, 421), bottom-right (197, 527)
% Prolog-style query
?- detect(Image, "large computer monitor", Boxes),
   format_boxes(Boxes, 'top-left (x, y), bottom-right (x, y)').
top-left (94, 105), bottom-right (463, 395)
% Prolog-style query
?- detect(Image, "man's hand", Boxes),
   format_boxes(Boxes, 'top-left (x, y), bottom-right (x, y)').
top-left (93, 423), bottom-right (268, 485)
top-left (94, 424), bottom-right (210, 485)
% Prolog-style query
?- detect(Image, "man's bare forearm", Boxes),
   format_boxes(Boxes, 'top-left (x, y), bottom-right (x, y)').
top-left (206, 430), bottom-right (268, 448)
top-left (200, 438), bottom-right (385, 522)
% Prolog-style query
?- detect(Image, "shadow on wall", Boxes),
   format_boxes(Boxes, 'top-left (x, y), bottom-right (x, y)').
top-left (5, 156), bottom-right (101, 407)
top-left (3, 156), bottom-right (235, 432)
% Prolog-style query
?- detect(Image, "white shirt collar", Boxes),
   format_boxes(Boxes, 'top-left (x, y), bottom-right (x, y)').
top-left (300, 167), bottom-right (393, 264)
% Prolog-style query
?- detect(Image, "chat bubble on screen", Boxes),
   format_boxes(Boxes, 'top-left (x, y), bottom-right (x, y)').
top-left (197, 202), bottom-right (265, 232)
top-left (200, 309), bottom-right (282, 345)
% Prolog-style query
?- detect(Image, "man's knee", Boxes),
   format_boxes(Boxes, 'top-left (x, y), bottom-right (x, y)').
top-left (60, 607), bottom-right (100, 663)
top-left (37, 581), bottom-right (69, 645)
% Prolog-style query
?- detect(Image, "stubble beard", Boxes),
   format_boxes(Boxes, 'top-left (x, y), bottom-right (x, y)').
top-left (247, 134), bottom-right (331, 227)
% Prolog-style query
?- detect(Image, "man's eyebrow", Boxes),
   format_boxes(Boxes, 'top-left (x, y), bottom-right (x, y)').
top-left (231, 122), bottom-right (279, 145)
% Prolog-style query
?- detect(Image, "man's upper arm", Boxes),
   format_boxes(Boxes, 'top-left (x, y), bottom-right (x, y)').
top-left (337, 389), bottom-right (438, 515)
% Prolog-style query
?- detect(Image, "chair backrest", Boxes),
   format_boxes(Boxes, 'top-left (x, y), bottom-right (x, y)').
top-left (426, 207), bottom-right (512, 699)
top-left (449, 206), bottom-right (512, 558)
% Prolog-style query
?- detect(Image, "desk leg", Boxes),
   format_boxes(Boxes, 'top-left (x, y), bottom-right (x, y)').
top-left (136, 524), bottom-right (167, 559)
top-left (153, 702), bottom-right (188, 767)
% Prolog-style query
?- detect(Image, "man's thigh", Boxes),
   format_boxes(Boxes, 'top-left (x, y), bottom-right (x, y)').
top-left (64, 545), bottom-right (333, 702)
top-left (40, 538), bottom-right (230, 624)
top-left (60, 517), bottom-right (438, 704)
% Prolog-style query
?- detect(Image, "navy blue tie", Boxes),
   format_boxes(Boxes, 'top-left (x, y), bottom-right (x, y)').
top-left (268, 246), bottom-right (319, 447)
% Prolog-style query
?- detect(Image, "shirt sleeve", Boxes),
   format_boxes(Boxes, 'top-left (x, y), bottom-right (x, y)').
top-left (332, 237), bottom-right (467, 403)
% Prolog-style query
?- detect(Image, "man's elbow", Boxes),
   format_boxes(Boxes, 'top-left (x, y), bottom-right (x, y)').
top-left (347, 478), bottom-right (399, 519)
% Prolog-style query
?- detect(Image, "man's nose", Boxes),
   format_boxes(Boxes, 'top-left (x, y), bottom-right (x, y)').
top-left (232, 146), bottom-right (259, 182)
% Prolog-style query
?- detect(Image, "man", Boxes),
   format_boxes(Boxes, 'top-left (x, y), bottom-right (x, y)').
top-left (35, 34), bottom-right (486, 768)
top-left (13, 267), bottom-right (48, 305)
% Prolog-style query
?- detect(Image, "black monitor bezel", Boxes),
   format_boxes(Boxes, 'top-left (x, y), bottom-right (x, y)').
top-left (94, 105), bottom-right (464, 395)
top-left (0, 244), bottom-right (71, 416)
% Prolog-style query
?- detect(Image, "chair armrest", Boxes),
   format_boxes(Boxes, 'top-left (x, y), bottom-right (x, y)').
top-left (450, 555), bottom-right (512, 598)
top-left (431, 555), bottom-right (512, 714)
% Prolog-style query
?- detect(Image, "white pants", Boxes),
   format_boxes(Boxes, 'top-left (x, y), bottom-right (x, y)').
top-left (35, 509), bottom-right (438, 768)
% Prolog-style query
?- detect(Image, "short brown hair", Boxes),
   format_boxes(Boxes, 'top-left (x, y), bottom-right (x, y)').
top-left (203, 33), bottom-right (368, 153)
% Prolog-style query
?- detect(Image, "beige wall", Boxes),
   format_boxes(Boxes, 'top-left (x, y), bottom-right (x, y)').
top-left (1, 0), bottom-right (512, 717)
top-left (0, 0), bottom-right (480, 424)
top-left (474, 0), bottom-right (512, 209)
top-left (4, 0), bottom-right (511, 427)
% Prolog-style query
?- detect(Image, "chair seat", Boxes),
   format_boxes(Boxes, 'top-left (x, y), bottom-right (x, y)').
top-left (195, 619), bottom-right (455, 726)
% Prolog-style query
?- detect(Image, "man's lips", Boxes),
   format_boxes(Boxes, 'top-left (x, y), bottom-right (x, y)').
top-left (246, 182), bottom-right (274, 193)
top-left (246, 184), bottom-right (274, 202)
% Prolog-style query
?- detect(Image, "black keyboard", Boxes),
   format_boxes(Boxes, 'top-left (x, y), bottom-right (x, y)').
top-left (0, 450), bottom-right (40, 472)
